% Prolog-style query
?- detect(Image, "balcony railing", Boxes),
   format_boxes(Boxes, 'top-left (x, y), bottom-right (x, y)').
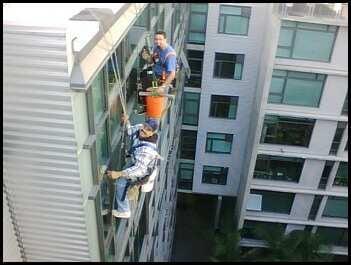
top-left (276, 3), bottom-right (348, 22)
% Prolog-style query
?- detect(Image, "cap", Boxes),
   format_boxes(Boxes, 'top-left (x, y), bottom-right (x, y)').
top-left (145, 118), bottom-right (159, 132)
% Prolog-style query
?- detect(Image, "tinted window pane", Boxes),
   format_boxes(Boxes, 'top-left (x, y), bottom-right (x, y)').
top-left (322, 196), bottom-right (348, 218)
top-left (251, 189), bottom-right (294, 214)
top-left (293, 29), bottom-right (335, 61)
top-left (253, 155), bottom-right (304, 182)
top-left (91, 70), bottom-right (105, 123)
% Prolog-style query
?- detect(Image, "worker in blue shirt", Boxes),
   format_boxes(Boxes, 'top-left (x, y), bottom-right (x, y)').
top-left (141, 31), bottom-right (177, 94)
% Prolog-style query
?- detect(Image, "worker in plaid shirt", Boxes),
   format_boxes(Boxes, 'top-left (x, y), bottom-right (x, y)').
top-left (107, 115), bottom-right (160, 218)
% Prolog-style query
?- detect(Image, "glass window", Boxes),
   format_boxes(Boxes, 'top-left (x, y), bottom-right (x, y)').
top-left (109, 96), bottom-right (122, 141)
top-left (251, 189), bottom-right (295, 214)
top-left (188, 3), bottom-right (208, 44)
top-left (202, 165), bottom-right (228, 185)
top-left (156, 10), bottom-right (164, 31)
top-left (268, 70), bottom-right (326, 107)
top-left (177, 163), bottom-right (194, 190)
top-left (91, 69), bottom-right (106, 123)
top-left (107, 48), bottom-right (124, 94)
top-left (125, 59), bottom-right (138, 103)
top-left (214, 53), bottom-right (244, 80)
top-left (180, 130), bottom-right (197, 160)
top-left (205, 132), bottom-right (233, 154)
top-left (134, 6), bottom-right (149, 28)
top-left (185, 50), bottom-right (204, 88)
top-left (277, 20), bottom-right (338, 62)
top-left (209, 95), bottom-right (238, 119)
top-left (341, 93), bottom-right (348, 115)
top-left (322, 196), bottom-right (348, 219)
top-left (253, 154), bottom-right (304, 182)
top-left (96, 121), bottom-right (109, 167)
top-left (333, 162), bottom-right (348, 187)
top-left (318, 161), bottom-right (334, 189)
top-left (241, 220), bottom-right (287, 239)
top-left (329, 122), bottom-right (347, 155)
top-left (316, 227), bottom-right (348, 247)
top-left (182, 92), bottom-right (200, 126)
top-left (308, 195), bottom-right (323, 220)
top-left (260, 115), bottom-right (315, 147)
top-left (218, 5), bottom-right (251, 35)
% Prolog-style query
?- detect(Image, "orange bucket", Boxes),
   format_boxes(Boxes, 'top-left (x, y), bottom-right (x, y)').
top-left (145, 96), bottom-right (165, 119)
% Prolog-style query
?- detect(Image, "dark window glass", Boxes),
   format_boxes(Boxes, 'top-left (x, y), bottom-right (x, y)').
top-left (308, 195), bottom-right (323, 220)
top-left (341, 93), bottom-right (348, 115)
top-left (214, 53), bottom-right (244, 79)
top-left (182, 92), bottom-right (200, 126)
top-left (180, 130), bottom-right (197, 160)
top-left (202, 165), bottom-right (228, 185)
top-left (329, 122), bottom-right (347, 155)
top-left (241, 220), bottom-right (287, 239)
top-left (322, 196), bottom-right (348, 218)
top-left (260, 115), bottom-right (315, 147)
top-left (316, 227), bottom-right (348, 247)
top-left (205, 132), bottom-right (233, 154)
top-left (251, 189), bottom-right (295, 214)
top-left (185, 50), bottom-right (204, 88)
top-left (209, 95), bottom-right (238, 119)
top-left (318, 161), bottom-right (334, 189)
top-left (333, 162), bottom-right (348, 186)
top-left (253, 154), bottom-right (304, 182)
top-left (177, 163), bottom-right (194, 190)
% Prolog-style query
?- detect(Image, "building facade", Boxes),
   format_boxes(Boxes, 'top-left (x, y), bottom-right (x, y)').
top-left (178, 3), bottom-right (348, 257)
top-left (4, 3), bottom-right (190, 261)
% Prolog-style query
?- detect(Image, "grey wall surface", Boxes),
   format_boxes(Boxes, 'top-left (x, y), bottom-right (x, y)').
top-left (3, 25), bottom-right (91, 261)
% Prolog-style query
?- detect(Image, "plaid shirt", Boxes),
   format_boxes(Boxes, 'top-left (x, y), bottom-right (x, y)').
top-left (122, 122), bottom-right (159, 181)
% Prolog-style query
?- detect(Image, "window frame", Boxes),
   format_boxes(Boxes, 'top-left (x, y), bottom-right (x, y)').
top-left (251, 189), bottom-right (295, 214)
top-left (187, 3), bottom-right (208, 44)
top-left (253, 154), bottom-right (304, 183)
top-left (213, 52), bottom-right (244, 80)
top-left (209, 94), bottom-right (239, 119)
top-left (205, 132), bottom-right (233, 154)
top-left (268, 69), bottom-right (326, 108)
top-left (202, 165), bottom-right (228, 185)
top-left (217, 4), bottom-right (251, 36)
top-left (177, 162), bottom-right (194, 190)
top-left (276, 20), bottom-right (339, 62)
top-left (322, 196), bottom-right (348, 219)
top-left (182, 92), bottom-right (201, 126)
top-left (180, 129), bottom-right (198, 160)
top-left (260, 115), bottom-right (315, 147)
top-left (185, 50), bottom-right (204, 88)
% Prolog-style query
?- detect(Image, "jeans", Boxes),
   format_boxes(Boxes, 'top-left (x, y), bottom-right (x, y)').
top-left (113, 177), bottom-right (131, 213)
top-left (100, 177), bottom-right (110, 213)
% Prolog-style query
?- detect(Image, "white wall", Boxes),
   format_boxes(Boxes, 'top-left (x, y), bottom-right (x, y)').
top-left (193, 3), bottom-right (270, 196)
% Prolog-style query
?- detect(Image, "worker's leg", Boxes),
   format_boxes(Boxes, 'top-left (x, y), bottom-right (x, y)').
top-left (113, 178), bottom-right (131, 218)
top-left (100, 177), bottom-right (110, 215)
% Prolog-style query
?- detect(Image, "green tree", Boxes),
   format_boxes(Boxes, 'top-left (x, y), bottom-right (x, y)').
top-left (210, 229), bottom-right (241, 262)
top-left (242, 225), bottom-right (332, 262)
top-left (211, 224), bottom-right (333, 262)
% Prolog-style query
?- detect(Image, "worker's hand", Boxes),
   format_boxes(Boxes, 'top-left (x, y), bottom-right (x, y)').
top-left (107, 170), bottom-right (123, 180)
top-left (141, 49), bottom-right (151, 61)
top-left (121, 114), bottom-right (129, 124)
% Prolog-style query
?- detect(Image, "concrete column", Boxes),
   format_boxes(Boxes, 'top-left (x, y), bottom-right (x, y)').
top-left (214, 195), bottom-right (222, 231)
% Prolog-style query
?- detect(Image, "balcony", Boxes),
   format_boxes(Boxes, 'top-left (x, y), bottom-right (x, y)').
top-left (275, 3), bottom-right (348, 25)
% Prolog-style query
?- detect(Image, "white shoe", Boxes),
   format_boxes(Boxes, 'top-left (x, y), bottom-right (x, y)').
top-left (112, 209), bottom-right (131, 218)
